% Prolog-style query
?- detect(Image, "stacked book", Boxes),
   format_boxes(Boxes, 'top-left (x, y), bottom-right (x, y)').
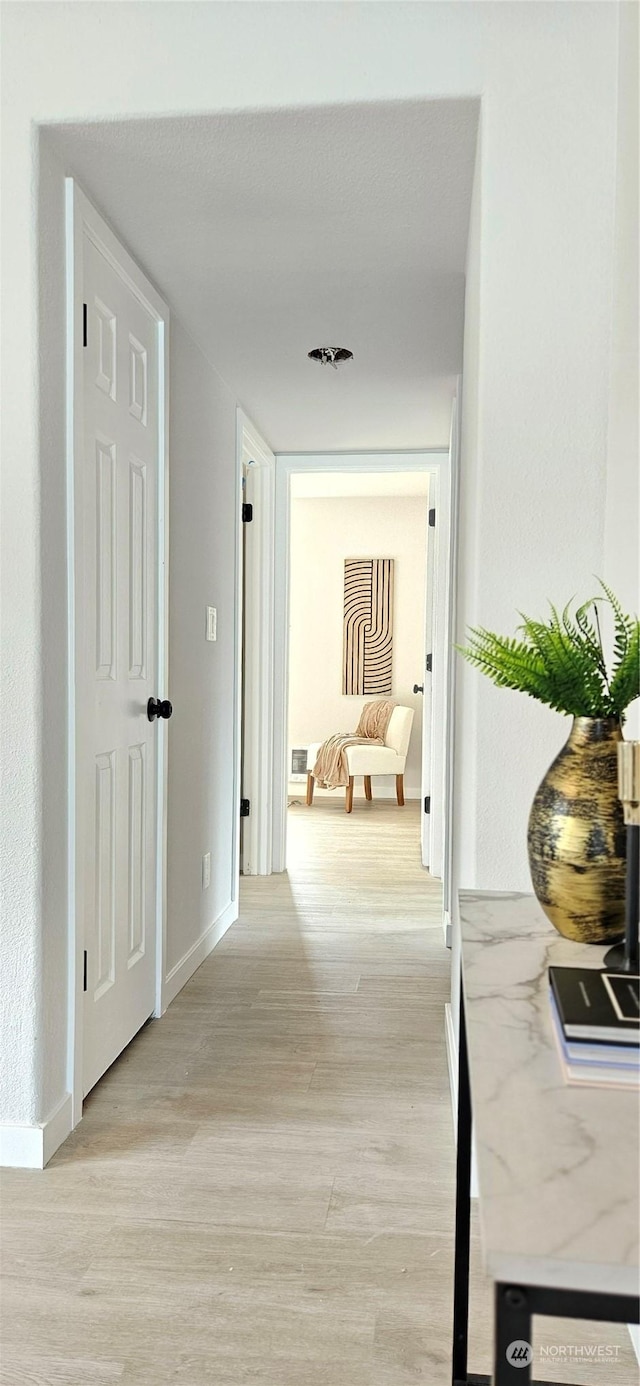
top-left (549, 967), bottom-right (640, 1089)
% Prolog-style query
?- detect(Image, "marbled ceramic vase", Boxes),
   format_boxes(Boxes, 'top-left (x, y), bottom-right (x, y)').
top-left (527, 717), bottom-right (626, 943)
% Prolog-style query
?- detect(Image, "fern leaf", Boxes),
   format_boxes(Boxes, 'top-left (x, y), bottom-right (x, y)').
top-left (458, 586), bottom-right (639, 719)
top-left (575, 597), bottom-right (607, 677)
top-left (517, 612), bottom-right (607, 715)
top-left (599, 579), bottom-right (634, 668)
top-left (609, 622), bottom-right (640, 717)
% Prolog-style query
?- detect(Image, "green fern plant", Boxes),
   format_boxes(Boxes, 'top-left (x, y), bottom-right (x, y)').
top-left (458, 582), bottom-right (640, 719)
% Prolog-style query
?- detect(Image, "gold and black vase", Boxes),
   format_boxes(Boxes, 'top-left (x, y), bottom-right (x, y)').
top-left (527, 717), bottom-right (627, 943)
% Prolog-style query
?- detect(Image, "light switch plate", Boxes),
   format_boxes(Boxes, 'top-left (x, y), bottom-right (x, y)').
top-left (206, 606), bottom-right (217, 641)
top-left (202, 852), bottom-right (211, 890)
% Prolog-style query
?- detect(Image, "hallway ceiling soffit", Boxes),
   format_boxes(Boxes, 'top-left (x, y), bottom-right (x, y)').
top-left (48, 99), bottom-right (479, 451)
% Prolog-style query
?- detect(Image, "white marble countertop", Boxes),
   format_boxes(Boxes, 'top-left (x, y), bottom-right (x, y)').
top-left (460, 891), bottom-right (639, 1296)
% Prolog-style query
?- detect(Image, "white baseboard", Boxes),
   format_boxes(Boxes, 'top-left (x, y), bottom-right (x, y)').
top-left (162, 898), bottom-right (238, 1011)
top-left (629, 1324), bottom-right (640, 1364)
top-left (0, 1091), bottom-right (73, 1170)
top-left (444, 1001), bottom-right (458, 1135)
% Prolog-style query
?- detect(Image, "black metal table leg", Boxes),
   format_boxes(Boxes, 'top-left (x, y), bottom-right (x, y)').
top-left (452, 988), bottom-right (473, 1386)
top-left (494, 1283), bottom-right (533, 1384)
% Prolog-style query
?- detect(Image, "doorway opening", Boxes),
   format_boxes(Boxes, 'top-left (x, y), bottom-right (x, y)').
top-left (241, 441), bottom-right (458, 937)
top-left (286, 468), bottom-right (432, 868)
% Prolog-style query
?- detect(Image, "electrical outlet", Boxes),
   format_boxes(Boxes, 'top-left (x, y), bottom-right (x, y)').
top-left (206, 606), bottom-right (217, 641)
top-left (202, 852), bottom-right (211, 890)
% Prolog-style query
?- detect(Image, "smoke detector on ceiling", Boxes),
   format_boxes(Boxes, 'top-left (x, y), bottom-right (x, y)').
top-left (308, 347), bottom-right (353, 370)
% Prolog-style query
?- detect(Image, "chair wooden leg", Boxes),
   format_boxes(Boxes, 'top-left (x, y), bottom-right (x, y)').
top-left (364, 775), bottom-right (372, 801)
top-left (345, 776), bottom-right (354, 813)
top-left (396, 774), bottom-right (405, 806)
top-left (306, 773), bottom-right (315, 806)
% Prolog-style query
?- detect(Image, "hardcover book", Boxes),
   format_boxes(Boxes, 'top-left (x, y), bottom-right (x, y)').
top-left (549, 992), bottom-right (640, 1089)
top-left (549, 967), bottom-right (640, 1046)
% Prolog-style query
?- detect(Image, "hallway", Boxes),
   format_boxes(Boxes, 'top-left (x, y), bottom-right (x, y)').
top-left (1, 803), bottom-right (636, 1383)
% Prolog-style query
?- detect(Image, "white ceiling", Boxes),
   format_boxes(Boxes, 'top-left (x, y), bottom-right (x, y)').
top-left (290, 470), bottom-right (430, 499)
top-left (48, 99), bottom-right (479, 452)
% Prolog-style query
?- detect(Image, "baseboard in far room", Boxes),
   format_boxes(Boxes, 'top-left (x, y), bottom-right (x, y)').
top-left (288, 783), bottom-right (422, 801)
top-left (162, 897), bottom-right (238, 1011)
top-left (0, 1091), bottom-right (73, 1170)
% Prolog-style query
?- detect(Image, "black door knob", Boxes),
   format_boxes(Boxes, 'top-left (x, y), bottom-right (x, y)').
top-left (147, 697), bottom-right (173, 722)
top-left (413, 684), bottom-right (424, 694)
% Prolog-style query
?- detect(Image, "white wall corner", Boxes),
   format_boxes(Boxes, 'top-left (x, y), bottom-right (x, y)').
top-left (162, 898), bottom-right (238, 1012)
top-left (0, 1091), bottom-right (73, 1170)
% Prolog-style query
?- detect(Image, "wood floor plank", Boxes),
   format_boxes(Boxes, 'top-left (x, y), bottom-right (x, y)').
top-left (1, 802), bottom-right (636, 1384)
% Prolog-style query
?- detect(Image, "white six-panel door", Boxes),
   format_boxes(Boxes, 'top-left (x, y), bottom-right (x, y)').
top-left (75, 200), bottom-right (167, 1097)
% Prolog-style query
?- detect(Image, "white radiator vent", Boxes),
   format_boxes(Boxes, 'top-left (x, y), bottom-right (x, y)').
top-left (291, 748), bottom-right (308, 780)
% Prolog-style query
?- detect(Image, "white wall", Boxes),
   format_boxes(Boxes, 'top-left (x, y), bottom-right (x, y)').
top-left (449, 129), bottom-right (483, 1036)
top-left (0, 1), bottom-right (624, 1139)
top-left (453, 25), bottom-right (618, 895)
top-left (288, 495), bottom-right (426, 797)
top-left (604, 0), bottom-right (639, 740)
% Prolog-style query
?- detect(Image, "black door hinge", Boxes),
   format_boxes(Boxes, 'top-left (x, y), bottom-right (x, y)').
top-left (428, 507), bottom-right (436, 528)
top-left (424, 796), bottom-right (431, 815)
top-left (82, 303), bottom-right (88, 348)
top-left (240, 798), bottom-right (250, 818)
top-left (426, 652), bottom-right (433, 673)
top-left (83, 950), bottom-right (88, 992)
top-left (242, 503), bottom-right (253, 523)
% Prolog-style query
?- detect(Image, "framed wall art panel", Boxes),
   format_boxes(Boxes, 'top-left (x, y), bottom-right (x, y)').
top-left (343, 557), bottom-right (394, 695)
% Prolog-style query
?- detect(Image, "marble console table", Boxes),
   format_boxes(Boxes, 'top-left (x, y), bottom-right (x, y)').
top-left (451, 891), bottom-right (639, 1386)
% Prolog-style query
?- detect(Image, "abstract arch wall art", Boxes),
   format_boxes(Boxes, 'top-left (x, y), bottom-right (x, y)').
top-left (343, 558), bottom-right (394, 695)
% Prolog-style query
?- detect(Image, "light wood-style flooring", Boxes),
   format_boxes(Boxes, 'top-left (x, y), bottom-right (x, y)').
top-left (1, 801), bottom-right (637, 1384)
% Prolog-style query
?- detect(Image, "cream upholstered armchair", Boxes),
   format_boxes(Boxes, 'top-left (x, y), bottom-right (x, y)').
top-left (305, 705), bottom-right (415, 813)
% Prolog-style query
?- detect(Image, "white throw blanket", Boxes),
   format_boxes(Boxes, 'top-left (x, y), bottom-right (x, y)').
top-left (312, 700), bottom-right (394, 789)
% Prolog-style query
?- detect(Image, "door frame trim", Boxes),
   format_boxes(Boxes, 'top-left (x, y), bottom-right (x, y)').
top-left (441, 382), bottom-right (462, 945)
top-left (420, 466), bottom-right (438, 872)
top-left (270, 449), bottom-right (452, 876)
top-left (236, 410), bottom-right (276, 875)
top-left (65, 179), bottom-right (170, 1125)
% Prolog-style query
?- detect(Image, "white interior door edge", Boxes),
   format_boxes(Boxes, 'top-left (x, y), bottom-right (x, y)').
top-left (66, 178), bottom-right (170, 1125)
